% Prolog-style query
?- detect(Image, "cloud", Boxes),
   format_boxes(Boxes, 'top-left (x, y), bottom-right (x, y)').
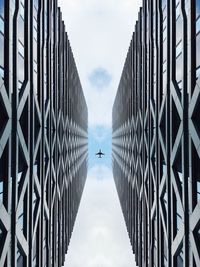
top-left (64, 165), bottom-right (137, 267)
top-left (89, 67), bottom-right (112, 89)
top-left (89, 125), bottom-right (111, 142)
top-left (58, 0), bottom-right (142, 128)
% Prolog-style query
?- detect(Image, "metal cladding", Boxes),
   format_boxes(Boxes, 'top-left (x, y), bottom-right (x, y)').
top-left (0, 1), bottom-right (88, 267)
top-left (112, 1), bottom-right (200, 266)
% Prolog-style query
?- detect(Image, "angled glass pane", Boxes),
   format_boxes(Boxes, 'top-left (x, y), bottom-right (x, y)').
top-left (0, 16), bottom-right (4, 34)
top-left (197, 0), bottom-right (200, 18)
top-left (196, 16), bottom-right (200, 35)
top-left (0, 0), bottom-right (4, 18)
top-left (0, 32), bottom-right (4, 67)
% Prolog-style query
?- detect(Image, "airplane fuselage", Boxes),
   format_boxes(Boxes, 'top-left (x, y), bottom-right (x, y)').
top-left (96, 150), bottom-right (105, 158)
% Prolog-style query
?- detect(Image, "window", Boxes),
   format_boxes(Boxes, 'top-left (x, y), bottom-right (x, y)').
top-left (43, 219), bottom-right (47, 266)
top-left (196, 0), bottom-right (200, 18)
top-left (164, 238), bottom-right (167, 266)
top-left (176, 54), bottom-right (182, 83)
top-left (196, 32), bottom-right (200, 68)
top-left (196, 13), bottom-right (200, 80)
top-left (18, 212), bottom-right (24, 232)
top-left (176, 198), bottom-right (182, 232)
top-left (176, 40), bottom-right (182, 58)
top-left (198, 228), bottom-right (200, 239)
top-left (18, 1), bottom-right (25, 89)
top-left (17, 245), bottom-right (24, 267)
top-left (153, 218), bottom-right (157, 266)
top-left (18, 40), bottom-right (24, 58)
top-left (176, 16), bottom-right (182, 44)
top-left (197, 181), bottom-right (200, 201)
top-left (163, 26), bottom-right (167, 41)
top-left (197, 16), bottom-right (200, 35)
top-left (162, 0), bottom-right (166, 10)
top-left (33, 238), bottom-right (37, 267)
top-left (175, 11), bottom-right (183, 90)
top-left (18, 15), bottom-right (24, 44)
top-left (176, 0), bottom-right (180, 19)
top-left (176, 245), bottom-right (183, 267)
top-left (0, 0), bottom-right (4, 19)
top-left (185, 0), bottom-right (189, 15)
top-left (18, 53), bottom-right (24, 84)
top-left (33, 26), bottom-right (37, 42)
top-left (0, 32), bottom-right (4, 67)
top-left (196, 66), bottom-right (200, 80)
top-left (0, 16), bottom-right (4, 34)
top-left (0, 2), bottom-right (4, 79)
top-left (177, 80), bottom-right (183, 90)
top-left (0, 180), bottom-right (3, 202)
top-left (0, 66), bottom-right (3, 78)
top-left (34, 0), bottom-right (38, 10)
top-left (33, 4), bottom-right (38, 92)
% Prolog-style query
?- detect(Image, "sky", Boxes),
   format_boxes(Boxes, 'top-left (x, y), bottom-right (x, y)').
top-left (58, 0), bottom-right (141, 266)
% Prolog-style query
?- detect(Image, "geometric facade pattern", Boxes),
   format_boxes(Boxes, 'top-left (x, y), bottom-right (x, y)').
top-left (112, 1), bottom-right (200, 266)
top-left (0, 1), bottom-right (88, 267)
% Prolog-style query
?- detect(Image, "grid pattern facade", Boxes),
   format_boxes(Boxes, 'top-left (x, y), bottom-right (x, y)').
top-left (0, 1), bottom-right (88, 267)
top-left (112, 0), bottom-right (200, 266)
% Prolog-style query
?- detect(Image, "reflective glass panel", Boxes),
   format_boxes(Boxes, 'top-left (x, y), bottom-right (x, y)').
top-left (176, 246), bottom-right (183, 267)
top-left (176, 1), bottom-right (180, 18)
top-left (197, 16), bottom-right (200, 35)
top-left (18, 53), bottom-right (24, 83)
top-left (197, 0), bottom-right (200, 18)
top-left (185, 0), bottom-right (189, 15)
top-left (0, 32), bottom-right (4, 67)
top-left (196, 66), bottom-right (200, 80)
top-left (18, 212), bottom-right (24, 232)
top-left (197, 181), bottom-right (200, 201)
top-left (163, 26), bottom-right (167, 41)
top-left (0, 16), bottom-right (4, 34)
top-left (0, 66), bottom-right (3, 78)
top-left (18, 15), bottom-right (24, 45)
top-left (33, 26), bottom-right (37, 42)
top-left (176, 198), bottom-right (182, 231)
top-left (0, 0), bottom-right (4, 18)
top-left (176, 16), bottom-right (182, 43)
top-left (0, 180), bottom-right (3, 202)
top-left (18, 40), bottom-right (24, 58)
top-left (17, 246), bottom-right (24, 267)
top-left (197, 33), bottom-right (200, 67)
top-left (176, 54), bottom-right (182, 83)
top-left (162, 0), bottom-right (166, 9)
top-left (176, 40), bottom-right (182, 58)
top-left (34, 0), bottom-right (38, 10)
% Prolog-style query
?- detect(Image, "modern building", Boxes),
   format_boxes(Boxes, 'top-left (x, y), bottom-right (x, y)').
top-left (112, 0), bottom-right (200, 266)
top-left (0, 1), bottom-right (88, 267)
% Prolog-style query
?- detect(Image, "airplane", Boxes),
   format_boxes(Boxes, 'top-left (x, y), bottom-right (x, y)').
top-left (95, 149), bottom-right (105, 158)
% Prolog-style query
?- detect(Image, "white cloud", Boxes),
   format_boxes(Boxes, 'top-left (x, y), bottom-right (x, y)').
top-left (89, 67), bottom-right (112, 89)
top-left (58, 0), bottom-right (141, 128)
top-left (64, 165), bottom-right (137, 267)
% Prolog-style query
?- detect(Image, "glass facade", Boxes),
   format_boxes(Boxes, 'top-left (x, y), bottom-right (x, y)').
top-left (0, 0), bottom-right (4, 78)
top-left (112, 1), bottom-right (200, 266)
top-left (196, 0), bottom-right (200, 79)
top-left (18, 1), bottom-right (25, 91)
top-left (0, 1), bottom-right (88, 267)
